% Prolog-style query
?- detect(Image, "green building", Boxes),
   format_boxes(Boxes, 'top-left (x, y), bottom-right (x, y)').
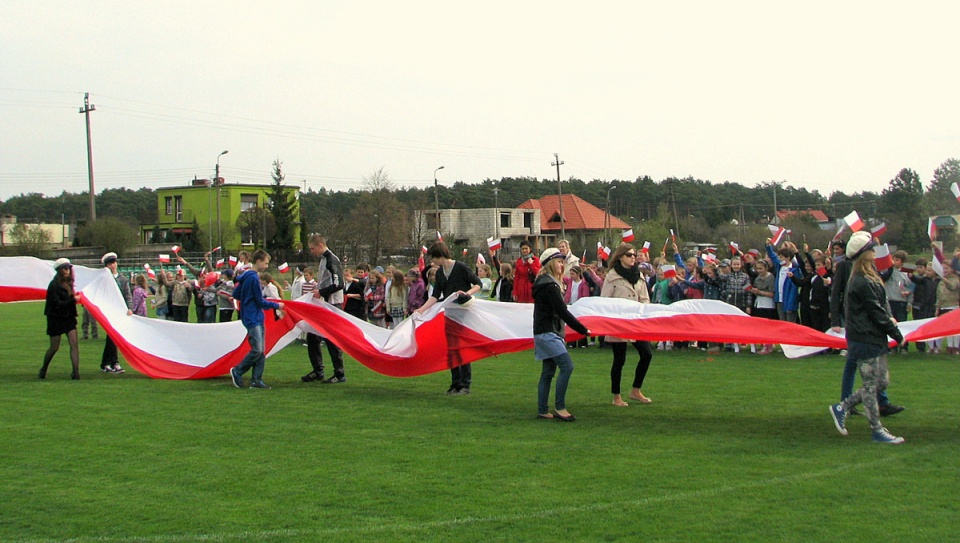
top-left (140, 179), bottom-right (301, 252)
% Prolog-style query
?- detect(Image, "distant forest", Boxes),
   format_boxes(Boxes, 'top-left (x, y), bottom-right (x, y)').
top-left (2, 158), bottom-right (958, 258)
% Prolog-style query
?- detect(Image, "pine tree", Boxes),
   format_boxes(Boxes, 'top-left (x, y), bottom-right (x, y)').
top-left (268, 158), bottom-right (296, 257)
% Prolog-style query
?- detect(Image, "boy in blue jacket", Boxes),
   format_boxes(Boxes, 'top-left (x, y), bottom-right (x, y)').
top-left (766, 240), bottom-right (804, 323)
top-left (230, 249), bottom-right (284, 389)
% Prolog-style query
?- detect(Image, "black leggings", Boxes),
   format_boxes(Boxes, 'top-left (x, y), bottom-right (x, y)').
top-left (610, 340), bottom-right (653, 394)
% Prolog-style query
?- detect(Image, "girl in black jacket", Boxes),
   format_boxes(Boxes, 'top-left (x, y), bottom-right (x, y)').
top-left (829, 232), bottom-right (905, 444)
top-left (533, 248), bottom-right (590, 421)
top-left (40, 259), bottom-right (81, 380)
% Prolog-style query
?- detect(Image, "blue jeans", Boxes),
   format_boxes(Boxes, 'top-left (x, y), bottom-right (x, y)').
top-left (841, 341), bottom-right (890, 406)
top-left (234, 325), bottom-right (266, 383)
top-left (200, 305), bottom-right (217, 324)
top-left (538, 351), bottom-right (574, 414)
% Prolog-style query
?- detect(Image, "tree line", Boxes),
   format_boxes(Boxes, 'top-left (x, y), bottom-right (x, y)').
top-left (2, 158), bottom-right (957, 262)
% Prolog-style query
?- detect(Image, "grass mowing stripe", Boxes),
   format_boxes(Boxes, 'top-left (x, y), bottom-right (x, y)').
top-left (9, 445), bottom-right (932, 543)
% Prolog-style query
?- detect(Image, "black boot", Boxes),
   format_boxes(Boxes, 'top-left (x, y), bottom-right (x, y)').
top-left (71, 370), bottom-right (80, 380)
top-left (38, 361), bottom-right (50, 379)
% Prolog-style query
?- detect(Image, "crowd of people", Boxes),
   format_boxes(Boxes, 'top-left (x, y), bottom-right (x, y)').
top-left (38, 231), bottom-right (960, 441)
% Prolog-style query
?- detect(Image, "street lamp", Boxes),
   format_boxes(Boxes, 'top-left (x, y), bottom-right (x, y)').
top-left (215, 150), bottom-right (228, 249)
top-left (433, 166), bottom-right (444, 237)
top-left (605, 185), bottom-right (617, 246)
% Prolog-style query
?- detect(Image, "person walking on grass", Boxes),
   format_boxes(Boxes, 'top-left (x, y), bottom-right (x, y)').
top-left (230, 250), bottom-right (284, 390)
top-left (601, 243), bottom-right (654, 407)
top-left (533, 248), bottom-right (590, 421)
top-left (100, 252), bottom-right (132, 374)
top-left (40, 258), bottom-right (81, 380)
top-left (415, 241), bottom-right (482, 395)
top-left (829, 231), bottom-right (906, 444)
top-left (302, 234), bottom-right (347, 384)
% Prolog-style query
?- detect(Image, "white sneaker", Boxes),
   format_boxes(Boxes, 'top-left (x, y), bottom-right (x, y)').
top-left (872, 427), bottom-right (905, 444)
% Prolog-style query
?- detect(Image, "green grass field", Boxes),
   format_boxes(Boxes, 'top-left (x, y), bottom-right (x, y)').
top-left (2, 301), bottom-right (959, 543)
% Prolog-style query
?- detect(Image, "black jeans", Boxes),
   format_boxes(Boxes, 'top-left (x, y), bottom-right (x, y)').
top-left (101, 336), bottom-right (118, 369)
top-left (307, 334), bottom-right (344, 378)
top-left (607, 341), bottom-right (653, 394)
top-left (610, 340), bottom-right (653, 394)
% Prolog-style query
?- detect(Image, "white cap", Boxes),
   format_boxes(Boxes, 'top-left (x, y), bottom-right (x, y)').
top-left (539, 248), bottom-right (563, 266)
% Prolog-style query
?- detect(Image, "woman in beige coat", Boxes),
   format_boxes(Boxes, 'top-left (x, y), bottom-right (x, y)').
top-left (601, 243), bottom-right (655, 407)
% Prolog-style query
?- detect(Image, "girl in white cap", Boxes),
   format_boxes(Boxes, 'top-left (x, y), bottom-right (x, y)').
top-left (40, 259), bottom-right (81, 380)
top-left (533, 247), bottom-right (590, 421)
top-left (829, 231), bottom-right (905, 444)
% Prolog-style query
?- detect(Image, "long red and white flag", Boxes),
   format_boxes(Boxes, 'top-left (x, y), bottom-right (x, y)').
top-left (4, 257), bottom-right (960, 379)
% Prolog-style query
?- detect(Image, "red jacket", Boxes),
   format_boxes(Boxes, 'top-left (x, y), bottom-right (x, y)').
top-left (513, 255), bottom-right (541, 303)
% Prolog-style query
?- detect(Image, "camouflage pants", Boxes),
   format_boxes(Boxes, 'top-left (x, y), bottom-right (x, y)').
top-left (841, 353), bottom-right (889, 432)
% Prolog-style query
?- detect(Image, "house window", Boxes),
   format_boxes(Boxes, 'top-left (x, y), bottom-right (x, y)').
top-left (240, 194), bottom-right (259, 212)
top-left (165, 197), bottom-right (173, 215)
top-left (500, 213), bottom-right (511, 228)
top-left (174, 196), bottom-right (183, 222)
top-left (523, 212), bottom-right (533, 228)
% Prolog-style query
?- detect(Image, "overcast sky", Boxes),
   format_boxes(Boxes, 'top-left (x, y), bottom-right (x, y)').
top-left (2, 1), bottom-right (958, 202)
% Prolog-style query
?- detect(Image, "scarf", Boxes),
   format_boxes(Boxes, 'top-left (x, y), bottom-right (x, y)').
top-left (614, 261), bottom-right (641, 286)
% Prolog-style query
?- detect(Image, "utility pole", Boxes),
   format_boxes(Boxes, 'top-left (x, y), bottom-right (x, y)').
top-left (552, 153), bottom-right (565, 241)
top-left (493, 186), bottom-right (500, 243)
top-left (79, 93), bottom-right (96, 221)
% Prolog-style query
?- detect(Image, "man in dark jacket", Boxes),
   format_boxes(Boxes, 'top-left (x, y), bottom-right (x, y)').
top-left (302, 235), bottom-right (347, 384)
top-left (100, 252), bottom-right (132, 374)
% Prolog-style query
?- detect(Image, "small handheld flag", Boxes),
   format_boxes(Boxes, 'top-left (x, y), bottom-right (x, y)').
top-left (477, 253), bottom-right (486, 266)
top-left (641, 241), bottom-right (651, 253)
top-left (437, 231), bottom-right (443, 242)
top-left (661, 264), bottom-right (677, 279)
top-left (421, 245), bottom-right (428, 254)
top-left (669, 229), bottom-right (676, 242)
top-left (602, 246), bottom-right (612, 259)
top-left (874, 244), bottom-right (893, 272)
top-left (229, 255), bottom-right (238, 266)
top-left (729, 241), bottom-right (740, 254)
top-left (928, 217), bottom-right (937, 241)
top-left (158, 254), bottom-right (171, 263)
top-left (597, 241), bottom-right (605, 259)
top-left (870, 222), bottom-right (887, 238)
top-left (278, 262), bottom-right (290, 273)
top-left (952, 182), bottom-right (960, 202)
top-left (215, 258), bottom-right (225, 269)
top-left (768, 225), bottom-right (787, 246)
top-left (622, 229), bottom-right (635, 243)
top-left (843, 211), bottom-right (864, 231)
top-left (211, 246), bottom-right (221, 253)
top-left (487, 237), bottom-right (502, 251)
top-left (143, 264), bottom-right (156, 280)
top-left (171, 245), bottom-right (181, 254)
top-left (462, 248), bottom-right (468, 257)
